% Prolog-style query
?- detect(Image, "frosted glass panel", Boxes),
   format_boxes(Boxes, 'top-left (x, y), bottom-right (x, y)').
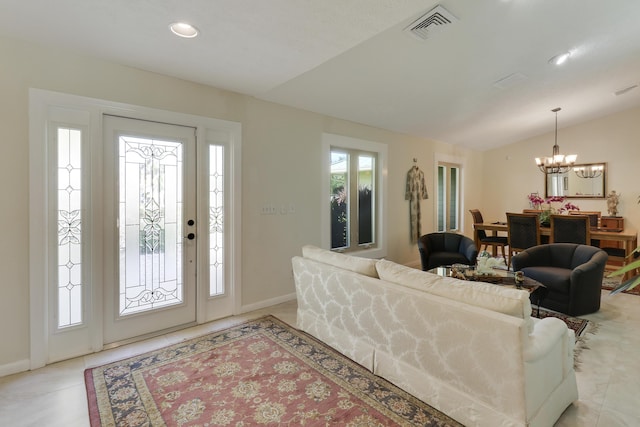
top-left (57, 127), bottom-right (83, 328)
top-left (209, 145), bottom-right (224, 296)
top-left (118, 136), bottom-right (184, 315)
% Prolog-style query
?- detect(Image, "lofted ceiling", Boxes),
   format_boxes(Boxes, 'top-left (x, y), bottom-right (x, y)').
top-left (1, 0), bottom-right (640, 150)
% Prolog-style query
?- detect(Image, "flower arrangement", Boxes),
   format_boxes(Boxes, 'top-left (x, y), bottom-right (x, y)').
top-left (526, 194), bottom-right (580, 225)
top-left (527, 193), bottom-right (545, 209)
top-left (544, 196), bottom-right (580, 213)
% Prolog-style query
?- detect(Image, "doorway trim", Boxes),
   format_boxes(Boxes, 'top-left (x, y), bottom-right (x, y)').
top-left (29, 89), bottom-right (242, 369)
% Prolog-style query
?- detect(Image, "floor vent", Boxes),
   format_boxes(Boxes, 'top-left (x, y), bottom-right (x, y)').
top-left (404, 5), bottom-right (458, 40)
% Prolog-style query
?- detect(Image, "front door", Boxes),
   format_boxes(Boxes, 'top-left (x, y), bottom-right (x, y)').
top-left (102, 116), bottom-right (197, 344)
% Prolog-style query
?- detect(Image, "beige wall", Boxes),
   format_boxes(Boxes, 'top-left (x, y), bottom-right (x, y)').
top-left (0, 36), bottom-right (482, 369)
top-left (481, 107), bottom-right (640, 231)
top-left (6, 32), bottom-right (635, 372)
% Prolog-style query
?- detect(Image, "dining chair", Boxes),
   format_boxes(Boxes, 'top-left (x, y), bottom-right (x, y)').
top-left (469, 209), bottom-right (508, 262)
top-left (568, 210), bottom-right (600, 227)
top-left (522, 209), bottom-right (552, 244)
top-left (550, 214), bottom-right (591, 245)
top-left (569, 210), bottom-right (601, 246)
top-left (506, 212), bottom-right (541, 267)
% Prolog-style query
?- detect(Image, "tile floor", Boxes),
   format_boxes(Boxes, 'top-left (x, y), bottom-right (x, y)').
top-left (0, 291), bottom-right (638, 426)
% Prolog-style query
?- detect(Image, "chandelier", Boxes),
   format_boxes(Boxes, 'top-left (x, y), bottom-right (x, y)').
top-left (535, 107), bottom-right (577, 174)
top-left (574, 164), bottom-right (603, 179)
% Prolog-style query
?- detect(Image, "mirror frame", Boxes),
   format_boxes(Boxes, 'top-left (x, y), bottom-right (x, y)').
top-left (544, 162), bottom-right (607, 199)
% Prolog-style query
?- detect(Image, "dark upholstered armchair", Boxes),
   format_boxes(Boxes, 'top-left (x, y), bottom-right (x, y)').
top-left (418, 232), bottom-right (478, 271)
top-left (511, 243), bottom-right (608, 316)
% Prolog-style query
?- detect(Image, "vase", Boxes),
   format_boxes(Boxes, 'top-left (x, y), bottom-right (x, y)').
top-left (539, 210), bottom-right (552, 227)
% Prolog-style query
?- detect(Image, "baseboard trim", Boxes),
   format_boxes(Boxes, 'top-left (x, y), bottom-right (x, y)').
top-left (240, 292), bottom-right (297, 314)
top-left (404, 259), bottom-right (422, 269)
top-left (0, 358), bottom-right (31, 378)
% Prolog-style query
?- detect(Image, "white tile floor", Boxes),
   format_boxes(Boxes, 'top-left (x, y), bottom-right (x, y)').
top-left (0, 292), bottom-right (638, 426)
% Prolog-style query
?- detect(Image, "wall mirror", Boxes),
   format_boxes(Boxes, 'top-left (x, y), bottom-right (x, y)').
top-left (545, 162), bottom-right (607, 199)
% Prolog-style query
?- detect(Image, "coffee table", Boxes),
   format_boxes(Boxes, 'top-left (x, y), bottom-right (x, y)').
top-left (427, 266), bottom-right (548, 317)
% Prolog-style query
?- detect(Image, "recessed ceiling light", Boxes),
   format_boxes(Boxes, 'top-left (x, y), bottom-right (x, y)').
top-left (169, 22), bottom-right (199, 38)
top-left (548, 51), bottom-right (571, 66)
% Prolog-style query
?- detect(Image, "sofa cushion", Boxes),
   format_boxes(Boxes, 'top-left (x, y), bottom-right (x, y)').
top-left (302, 245), bottom-right (379, 278)
top-left (376, 259), bottom-right (534, 330)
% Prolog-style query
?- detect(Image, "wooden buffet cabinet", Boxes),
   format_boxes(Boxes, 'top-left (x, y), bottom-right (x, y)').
top-left (599, 216), bottom-right (624, 251)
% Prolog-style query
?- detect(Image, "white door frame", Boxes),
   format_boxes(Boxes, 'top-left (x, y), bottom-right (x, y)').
top-left (29, 89), bottom-right (242, 368)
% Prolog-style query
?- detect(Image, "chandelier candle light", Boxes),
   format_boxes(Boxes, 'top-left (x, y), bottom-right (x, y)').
top-left (535, 108), bottom-right (577, 174)
top-left (574, 164), bottom-right (604, 179)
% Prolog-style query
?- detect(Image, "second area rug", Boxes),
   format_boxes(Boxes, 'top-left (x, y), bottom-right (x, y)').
top-left (85, 316), bottom-right (462, 426)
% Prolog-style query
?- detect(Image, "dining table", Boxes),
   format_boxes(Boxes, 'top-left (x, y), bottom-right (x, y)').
top-left (473, 221), bottom-right (638, 279)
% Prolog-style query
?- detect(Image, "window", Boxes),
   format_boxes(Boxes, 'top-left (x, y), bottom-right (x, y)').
top-left (322, 133), bottom-right (387, 258)
top-left (436, 162), bottom-right (461, 232)
top-left (209, 144), bottom-right (225, 296)
top-left (55, 126), bottom-right (84, 328)
top-left (330, 149), bottom-right (376, 250)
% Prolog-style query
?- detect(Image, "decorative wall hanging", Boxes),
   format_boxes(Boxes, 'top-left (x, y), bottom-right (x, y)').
top-left (405, 158), bottom-right (429, 243)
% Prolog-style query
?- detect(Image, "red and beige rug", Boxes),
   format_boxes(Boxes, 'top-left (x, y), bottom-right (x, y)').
top-left (534, 307), bottom-right (597, 368)
top-left (601, 275), bottom-right (640, 296)
top-left (85, 316), bottom-right (461, 426)
top-left (534, 307), bottom-right (592, 337)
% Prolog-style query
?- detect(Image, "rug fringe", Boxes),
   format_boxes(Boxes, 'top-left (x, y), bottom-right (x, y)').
top-left (573, 320), bottom-right (599, 371)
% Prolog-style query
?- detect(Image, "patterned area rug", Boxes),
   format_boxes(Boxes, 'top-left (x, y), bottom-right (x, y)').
top-left (534, 307), bottom-right (596, 368)
top-left (534, 307), bottom-right (592, 337)
top-left (85, 316), bottom-right (461, 426)
top-left (601, 275), bottom-right (640, 296)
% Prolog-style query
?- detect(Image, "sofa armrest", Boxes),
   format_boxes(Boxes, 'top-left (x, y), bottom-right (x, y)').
top-left (511, 250), bottom-right (535, 270)
top-left (523, 317), bottom-right (571, 362)
top-left (460, 237), bottom-right (479, 265)
top-left (570, 251), bottom-right (608, 282)
top-left (417, 247), bottom-right (430, 271)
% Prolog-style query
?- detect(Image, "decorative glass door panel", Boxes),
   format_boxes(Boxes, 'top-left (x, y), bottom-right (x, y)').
top-left (57, 127), bottom-right (84, 328)
top-left (103, 115), bottom-right (196, 344)
top-left (209, 145), bottom-right (224, 296)
top-left (119, 136), bottom-right (184, 315)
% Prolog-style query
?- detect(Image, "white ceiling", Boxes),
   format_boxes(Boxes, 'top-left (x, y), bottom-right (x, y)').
top-left (2, 0), bottom-right (640, 151)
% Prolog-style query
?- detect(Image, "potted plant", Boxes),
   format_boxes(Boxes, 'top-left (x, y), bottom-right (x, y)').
top-left (607, 246), bottom-right (640, 295)
top-left (533, 196), bottom-right (580, 227)
top-left (607, 248), bottom-right (640, 294)
top-left (608, 196), bottom-right (640, 294)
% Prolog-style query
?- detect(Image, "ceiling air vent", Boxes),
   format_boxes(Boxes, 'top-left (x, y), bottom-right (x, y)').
top-left (614, 84), bottom-right (638, 96)
top-left (404, 5), bottom-right (458, 40)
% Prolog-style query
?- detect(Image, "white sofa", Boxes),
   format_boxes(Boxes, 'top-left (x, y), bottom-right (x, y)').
top-left (292, 245), bottom-right (578, 427)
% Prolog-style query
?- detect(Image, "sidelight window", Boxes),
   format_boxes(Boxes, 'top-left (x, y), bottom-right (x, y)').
top-left (56, 127), bottom-right (84, 328)
top-left (209, 145), bottom-right (225, 296)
